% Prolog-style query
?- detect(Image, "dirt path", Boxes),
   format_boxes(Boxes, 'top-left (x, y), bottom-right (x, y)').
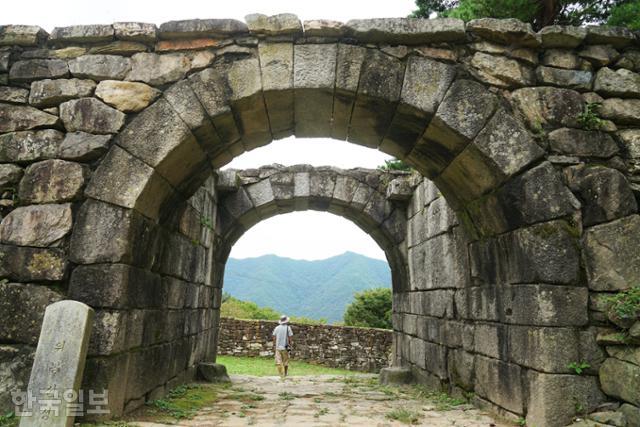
top-left (128, 374), bottom-right (511, 427)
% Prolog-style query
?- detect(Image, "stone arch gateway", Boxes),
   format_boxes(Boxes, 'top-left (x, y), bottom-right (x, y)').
top-left (0, 14), bottom-right (639, 427)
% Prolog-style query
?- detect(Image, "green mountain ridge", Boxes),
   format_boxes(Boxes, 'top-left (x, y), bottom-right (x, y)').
top-left (223, 251), bottom-right (391, 323)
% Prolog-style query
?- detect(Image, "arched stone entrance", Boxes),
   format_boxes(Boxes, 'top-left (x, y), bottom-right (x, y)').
top-left (215, 165), bottom-right (411, 292)
top-left (0, 14), bottom-right (639, 426)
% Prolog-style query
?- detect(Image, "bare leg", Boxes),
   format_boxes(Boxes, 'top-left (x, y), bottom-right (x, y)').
top-left (284, 365), bottom-right (289, 376)
top-left (277, 364), bottom-right (284, 378)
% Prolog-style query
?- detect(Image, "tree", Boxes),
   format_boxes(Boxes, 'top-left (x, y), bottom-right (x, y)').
top-left (607, 0), bottom-right (640, 29)
top-left (343, 288), bottom-right (393, 329)
top-left (378, 158), bottom-right (413, 171)
top-left (411, 0), bottom-right (634, 30)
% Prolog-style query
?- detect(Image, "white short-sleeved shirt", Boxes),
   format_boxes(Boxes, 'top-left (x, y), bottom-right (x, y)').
top-left (272, 324), bottom-right (293, 350)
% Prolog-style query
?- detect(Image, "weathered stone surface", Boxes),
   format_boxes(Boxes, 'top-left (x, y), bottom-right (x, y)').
top-left (349, 48), bottom-right (404, 147)
top-left (470, 52), bottom-right (534, 88)
top-left (439, 108), bottom-right (544, 201)
top-left (0, 245), bottom-right (67, 282)
top-left (590, 411), bottom-right (627, 427)
top-left (468, 18), bottom-right (539, 47)
top-left (600, 358), bottom-right (640, 406)
top-left (58, 131), bottom-right (111, 162)
top-left (538, 25), bottom-right (586, 48)
top-left (345, 18), bottom-right (465, 45)
top-left (19, 159), bottom-right (87, 204)
top-left (526, 371), bottom-right (606, 427)
top-left (468, 162), bottom-right (580, 235)
top-left (0, 164), bottom-right (23, 188)
top-left (619, 404), bottom-right (640, 427)
top-left (245, 13), bottom-right (302, 36)
top-left (0, 129), bottom-right (63, 162)
top-left (0, 51), bottom-right (9, 73)
top-left (126, 52), bottom-right (190, 85)
top-left (0, 25), bottom-right (47, 46)
top-left (586, 26), bottom-right (636, 48)
top-left (566, 166), bottom-right (637, 226)
top-left (158, 19), bottom-right (248, 39)
top-left (470, 220), bottom-right (581, 286)
top-left (345, 18), bottom-right (465, 44)
top-left (198, 363), bottom-right (231, 383)
top-left (95, 80), bottom-right (160, 112)
top-left (0, 345), bottom-right (34, 412)
top-left (0, 104), bottom-right (60, 133)
top-left (549, 128), bottom-right (618, 157)
top-left (475, 356), bottom-right (523, 414)
top-left (599, 98), bottom-right (640, 125)
top-left (29, 78), bottom-right (96, 107)
top-left (579, 44), bottom-right (620, 67)
top-left (113, 22), bottom-right (157, 42)
top-left (294, 43), bottom-right (337, 137)
top-left (510, 86), bottom-right (584, 129)
top-left (69, 263), bottom-right (164, 309)
top-left (51, 24), bottom-right (114, 43)
top-left (621, 129), bottom-right (640, 162)
top-left (416, 79), bottom-right (498, 176)
top-left (258, 42), bottom-right (293, 137)
top-left (60, 97), bottom-right (126, 134)
top-left (542, 49), bottom-right (582, 69)
top-left (536, 66), bottom-right (592, 91)
top-left (583, 215), bottom-right (640, 291)
top-left (88, 41), bottom-right (148, 56)
top-left (594, 67), bottom-right (640, 98)
top-left (162, 79), bottom-right (220, 153)
top-left (0, 203), bottom-right (72, 247)
top-left (9, 59), bottom-right (69, 82)
top-left (116, 97), bottom-right (205, 188)
top-left (70, 199), bottom-right (149, 265)
top-left (216, 170), bottom-right (239, 192)
top-left (396, 55), bottom-right (455, 124)
top-left (472, 109), bottom-right (544, 178)
top-left (85, 145), bottom-right (175, 219)
top-left (0, 86), bottom-right (29, 104)
top-left (380, 366), bottom-right (413, 385)
top-left (20, 46), bottom-right (87, 60)
top-left (303, 20), bottom-right (344, 37)
top-left (68, 54), bottom-right (131, 81)
top-left (155, 38), bottom-right (222, 52)
top-left (0, 282), bottom-right (62, 344)
top-left (23, 300), bottom-right (94, 426)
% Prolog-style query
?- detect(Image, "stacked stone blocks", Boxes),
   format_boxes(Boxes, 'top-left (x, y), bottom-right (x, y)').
top-left (0, 13), bottom-right (639, 426)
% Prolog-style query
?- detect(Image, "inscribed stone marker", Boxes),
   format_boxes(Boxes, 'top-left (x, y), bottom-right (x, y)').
top-left (20, 300), bottom-right (94, 427)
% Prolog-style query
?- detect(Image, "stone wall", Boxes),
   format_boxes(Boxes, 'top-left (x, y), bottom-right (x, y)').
top-left (217, 317), bottom-right (393, 372)
top-left (0, 13), bottom-right (639, 426)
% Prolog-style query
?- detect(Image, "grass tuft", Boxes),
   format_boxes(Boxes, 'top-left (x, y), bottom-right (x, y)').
top-left (216, 355), bottom-right (358, 376)
top-left (386, 408), bottom-right (422, 424)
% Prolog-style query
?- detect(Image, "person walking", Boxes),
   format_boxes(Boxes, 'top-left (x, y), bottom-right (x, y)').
top-left (272, 315), bottom-right (293, 379)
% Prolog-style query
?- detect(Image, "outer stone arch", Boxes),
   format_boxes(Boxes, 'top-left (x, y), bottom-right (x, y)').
top-left (65, 28), bottom-right (594, 427)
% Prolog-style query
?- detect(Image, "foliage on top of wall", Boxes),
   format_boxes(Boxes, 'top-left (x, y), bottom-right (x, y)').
top-left (344, 288), bottom-right (392, 329)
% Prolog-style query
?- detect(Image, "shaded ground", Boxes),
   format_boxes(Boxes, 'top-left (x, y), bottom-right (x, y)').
top-left (121, 374), bottom-right (510, 426)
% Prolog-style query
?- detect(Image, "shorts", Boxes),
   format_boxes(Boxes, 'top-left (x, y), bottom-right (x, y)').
top-left (275, 349), bottom-right (289, 366)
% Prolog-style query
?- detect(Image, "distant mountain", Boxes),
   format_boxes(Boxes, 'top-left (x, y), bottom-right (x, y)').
top-left (223, 252), bottom-right (391, 323)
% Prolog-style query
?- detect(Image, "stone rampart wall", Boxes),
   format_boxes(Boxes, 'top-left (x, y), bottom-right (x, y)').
top-left (217, 317), bottom-right (393, 372)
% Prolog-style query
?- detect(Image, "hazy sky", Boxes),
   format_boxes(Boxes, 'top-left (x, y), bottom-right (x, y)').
top-left (3, 1), bottom-right (416, 261)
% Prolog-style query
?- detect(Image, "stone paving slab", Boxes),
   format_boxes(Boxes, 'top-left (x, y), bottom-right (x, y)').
top-left (125, 374), bottom-right (509, 426)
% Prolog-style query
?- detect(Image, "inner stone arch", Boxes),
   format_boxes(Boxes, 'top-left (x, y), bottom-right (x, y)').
top-left (214, 165), bottom-right (412, 293)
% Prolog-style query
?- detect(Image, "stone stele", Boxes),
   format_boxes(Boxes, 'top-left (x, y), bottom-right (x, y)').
top-left (19, 300), bottom-right (94, 427)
